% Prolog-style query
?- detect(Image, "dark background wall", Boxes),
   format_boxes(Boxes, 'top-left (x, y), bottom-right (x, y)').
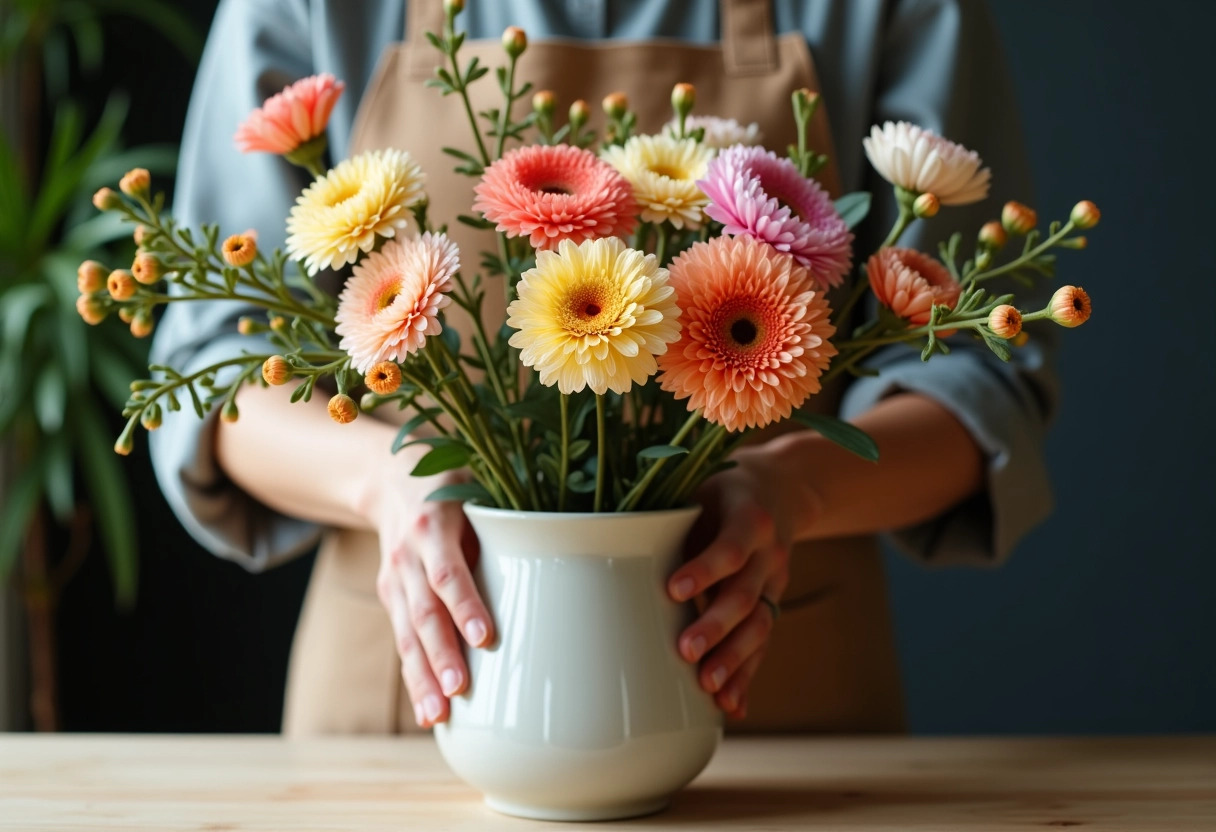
top-left (55, 0), bottom-right (1215, 734)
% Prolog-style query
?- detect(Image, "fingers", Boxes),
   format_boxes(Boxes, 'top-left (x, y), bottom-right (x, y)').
top-left (715, 650), bottom-right (765, 719)
top-left (416, 506), bottom-right (494, 650)
top-left (667, 503), bottom-right (775, 603)
top-left (398, 549), bottom-right (468, 712)
top-left (376, 565), bottom-right (445, 728)
top-left (677, 556), bottom-right (769, 664)
top-left (698, 602), bottom-right (775, 697)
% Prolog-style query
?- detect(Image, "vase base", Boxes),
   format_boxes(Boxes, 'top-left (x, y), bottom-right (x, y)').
top-left (485, 794), bottom-right (670, 822)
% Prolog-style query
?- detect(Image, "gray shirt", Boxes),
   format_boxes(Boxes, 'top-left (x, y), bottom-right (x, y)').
top-left (151, 0), bottom-right (1056, 571)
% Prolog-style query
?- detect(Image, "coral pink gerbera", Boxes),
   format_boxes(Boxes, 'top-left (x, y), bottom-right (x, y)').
top-left (866, 248), bottom-right (962, 326)
top-left (657, 235), bottom-right (837, 432)
top-left (235, 74), bottom-right (345, 155)
top-left (335, 232), bottom-right (459, 372)
top-left (474, 144), bottom-right (637, 250)
top-left (700, 146), bottom-right (853, 289)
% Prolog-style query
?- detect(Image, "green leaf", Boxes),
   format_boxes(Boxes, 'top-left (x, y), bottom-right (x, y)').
top-left (980, 329), bottom-right (1012, 362)
top-left (637, 444), bottom-right (690, 461)
top-left (568, 438), bottom-right (591, 460)
top-left (833, 192), bottom-right (872, 230)
top-left (76, 402), bottom-right (138, 606)
top-left (411, 442), bottom-right (472, 477)
top-left (425, 482), bottom-right (493, 504)
top-left (791, 411), bottom-right (879, 463)
top-left (567, 470), bottom-right (597, 494)
top-left (44, 434), bottom-right (75, 523)
top-left (0, 453), bottom-right (45, 577)
top-left (391, 408), bottom-right (444, 453)
top-left (506, 398), bottom-right (562, 431)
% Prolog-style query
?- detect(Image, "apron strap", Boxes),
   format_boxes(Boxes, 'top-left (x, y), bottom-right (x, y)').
top-left (405, 1), bottom-right (779, 78)
top-left (405, 0), bottom-right (447, 79)
top-left (721, 0), bottom-right (778, 76)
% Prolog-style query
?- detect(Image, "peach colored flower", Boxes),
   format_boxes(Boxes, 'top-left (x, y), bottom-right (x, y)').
top-left (987, 305), bottom-right (1023, 339)
top-left (334, 233), bottom-right (459, 372)
top-left (863, 121), bottom-right (990, 206)
top-left (866, 248), bottom-right (961, 326)
top-left (657, 235), bottom-right (837, 432)
top-left (1050, 285), bottom-right (1091, 327)
top-left (365, 361), bottom-right (402, 395)
top-left (235, 74), bottom-right (345, 155)
top-left (474, 144), bottom-right (637, 250)
top-left (222, 233), bottom-right (258, 267)
top-left (328, 394), bottom-right (358, 424)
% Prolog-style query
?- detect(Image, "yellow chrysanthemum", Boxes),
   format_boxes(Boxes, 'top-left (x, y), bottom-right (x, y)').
top-left (286, 149), bottom-right (425, 275)
top-left (507, 236), bottom-right (682, 395)
top-left (601, 134), bottom-right (713, 229)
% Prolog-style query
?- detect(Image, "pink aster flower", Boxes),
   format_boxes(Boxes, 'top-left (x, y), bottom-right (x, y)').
top-left (235, 74), bottom-right (345, 155)
top-left (700, 146), bottom-right (853, 289)
top-left (866, 248), bottom-right (962, 326)
top-left (335, 233), bottom-right (459, 373)
top-left (473, 144), bottom-right (637, 250)
top-left (657, 235), bottom-right (837, 432)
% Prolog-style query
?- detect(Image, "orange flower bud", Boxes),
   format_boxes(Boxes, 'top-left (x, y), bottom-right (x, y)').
top-left (1012, 331), bottom-right (1030, 348)
top-left (978, 221), bottom-right (1007, 250)
top-left (77, 260), bottom-right (109, 294)
top-left (365, 361), bottom-right (402, 395)
top-left (912, 192), bottom-right (940, 219)
top-left (134, 224), bottom-right (152, 247)
top-left (1001, 201), bottom-right (1037, 235)
top-left (568, 99), bottom-right (590, 129)
top-left (76, 294), bottom-right (107, 325)
top-left (444, 0), bottom-right (464, 14)
top-left (107, 269), bottom-right (137, 301)
top-left (141, 405), bottom-right (163, 431)
top-left (532, 89), bottom-right (556, 117)
top-left (118, 307), bottom-right (135, 323)
top-left (131, 252), bottom-right (164, 285)
top-left (602, 91), bottom-right (628, 120)
top-left (92, 187), bottom-right (121, 211)
top-left (1049, 285), bottom-right (1092, 328)
top-left (328, 393), bottom-right (358, 424)
top-left (987, 304), bottom-right (1023, 339)
top-left (130, 309), bottom-right (154, 339)
top-left (237, 317), bottom-right (265, 336)
top-left (671, 83), bottom-right (696, 117)
top-left (221, 233), bottom-right (258, 267)
top-left (261, 356), bottom-right (293, 386)
top-left (1070, 200), bottom-right (1100, 230)
top-left (119, 168), bottom-right (151, 198)
top-left (221, 400), bottom-right (240, 423)
top-left (113, 431), bottom-right (134, 456)
top-left (502, 26), bottom-right (527, 58)
top-left (269, 315), bottom-right (289, 332)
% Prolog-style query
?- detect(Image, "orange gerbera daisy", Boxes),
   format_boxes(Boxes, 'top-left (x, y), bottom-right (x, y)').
top-left (657, 235), bottom-right (837, 432)
top-left (474, 144), bottom-right (637, 250)
top-left (866, 248), bottom-right (961, 326)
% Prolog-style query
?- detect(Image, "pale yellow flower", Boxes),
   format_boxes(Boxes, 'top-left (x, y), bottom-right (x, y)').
top-left (286, 149), bottom-right (425, 275)
top-left (507, 237), bottom-right (682, 395)
top-left (601, 134), bottom-right (712, 229)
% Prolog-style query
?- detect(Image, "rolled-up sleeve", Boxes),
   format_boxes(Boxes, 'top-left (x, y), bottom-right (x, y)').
top-left (839, 0), bottom-right (1060, 565)
top-left (148, 0), bottom-right (321, 571)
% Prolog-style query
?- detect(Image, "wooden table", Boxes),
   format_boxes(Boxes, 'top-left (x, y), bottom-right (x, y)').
top-left (1, 735), bottom-right (1213, 830)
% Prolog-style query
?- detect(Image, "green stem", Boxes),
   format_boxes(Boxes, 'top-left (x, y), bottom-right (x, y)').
top-left (558, 393), bottom-right (570, 512)
top-left (594, 395), bottom-right (607, 513)
top-left (667, 425), bottom-right (727, 507)
top-left (881, 197), bottom-right (916, 249)
top-left (495, 54), bottom-right (518, 161)
top-left (616, 410), bottom-right (702, 511)
top-left (445, 21), bottom-right (491, 167)
top-left (966, 220), bottom-right (1077, 284)
top-left (654, 224), bottom-right (668, 267)
top-left (139, 291), bottom-right (333, 328)
top-left (833, 274), bottom-right (870, 329)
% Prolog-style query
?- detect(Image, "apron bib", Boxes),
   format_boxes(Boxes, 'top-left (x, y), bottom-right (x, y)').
top-left (282, 0), bottom-right (904, 736)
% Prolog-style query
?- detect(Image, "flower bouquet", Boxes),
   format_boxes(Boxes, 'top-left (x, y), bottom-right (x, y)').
top-left (79, 3), bottom-right (1096, 820)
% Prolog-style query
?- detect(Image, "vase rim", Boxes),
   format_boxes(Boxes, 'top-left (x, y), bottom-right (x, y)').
top-left (463, 503), bottom-right (701, 522)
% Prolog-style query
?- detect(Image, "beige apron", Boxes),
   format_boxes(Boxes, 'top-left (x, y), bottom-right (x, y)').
top-left (282, 0), bottom-right (904, 736)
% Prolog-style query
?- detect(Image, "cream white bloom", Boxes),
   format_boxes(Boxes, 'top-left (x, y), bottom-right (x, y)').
top-left (862, 121), bottom-right (990, 206)
top-left (286, 149), bottom-right (425, 275)
top-left (664, 115), bottom-right (763, 150)
top-left (601, 134), bottom-right (713, 229)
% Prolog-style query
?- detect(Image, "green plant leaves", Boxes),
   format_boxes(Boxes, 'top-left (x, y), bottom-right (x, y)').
top-left (425, 482), bottom-right (494, 504)
top-left (637, 444), bottom-right (690, 461)
top-left (792, 411), bottom-right (880, 463)
top-left (411, 440), bottom-right (473, 477)
top-left (834, 192), bottom-right (872, 230)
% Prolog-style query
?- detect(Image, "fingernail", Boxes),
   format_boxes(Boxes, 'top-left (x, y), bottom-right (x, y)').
top-left (464, 618), bottom-right (487, 646)
top-left (423, 695), bottom-right (443, 723)
top-left (720, 690), bottom-right (737, 711)
top-left (441, 668), bottom-right (462, 696)
top-left (686, 635), bottom-right (707, 662)
top-left (413, 702), bottom-right (425, 726)
top-left (710, 666), bottom-right (728, 692)
top-left (672, 577), bottom-right (696, 601)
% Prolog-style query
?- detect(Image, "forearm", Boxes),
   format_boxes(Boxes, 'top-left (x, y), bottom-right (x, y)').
top-left (766, 393), bottom-right (985, 541)
top-left (215, 384), bottom-right (396, 531)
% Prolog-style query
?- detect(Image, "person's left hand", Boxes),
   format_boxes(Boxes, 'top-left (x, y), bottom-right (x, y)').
top-left (666, 444), bottom-right (799, 720)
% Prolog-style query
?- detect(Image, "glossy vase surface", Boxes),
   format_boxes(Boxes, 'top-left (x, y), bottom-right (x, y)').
top-left (434, 504), bottom-right (723, 822)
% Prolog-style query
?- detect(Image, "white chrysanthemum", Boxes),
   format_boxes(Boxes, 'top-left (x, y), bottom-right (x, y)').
top-left (665, 115), bottom-right (763, 150)
top-left (507, 237), bottom-right (682, 395)
top-left (286, 149), bottom-right (425, 275)
top-left (862, 121), bottom-right (990, 206)
top-left (601, 134), bottom-right (713, 229)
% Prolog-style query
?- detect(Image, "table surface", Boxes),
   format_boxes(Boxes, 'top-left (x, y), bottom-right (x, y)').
top-left (2, 734), bottom-right (1213, 831)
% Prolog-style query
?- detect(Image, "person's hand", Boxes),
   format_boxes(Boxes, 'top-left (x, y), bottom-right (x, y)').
top-left (365, 462), bottom-right (494, 729)
top-left (666, 444), bottom-right (797, 720)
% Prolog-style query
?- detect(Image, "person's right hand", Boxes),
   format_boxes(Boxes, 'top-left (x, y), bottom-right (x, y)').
top-left (365, 462), bottom-right (494, 729)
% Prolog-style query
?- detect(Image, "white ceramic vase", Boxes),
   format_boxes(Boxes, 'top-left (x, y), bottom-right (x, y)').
top-left (434, 504), bottom-right (723, 822)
